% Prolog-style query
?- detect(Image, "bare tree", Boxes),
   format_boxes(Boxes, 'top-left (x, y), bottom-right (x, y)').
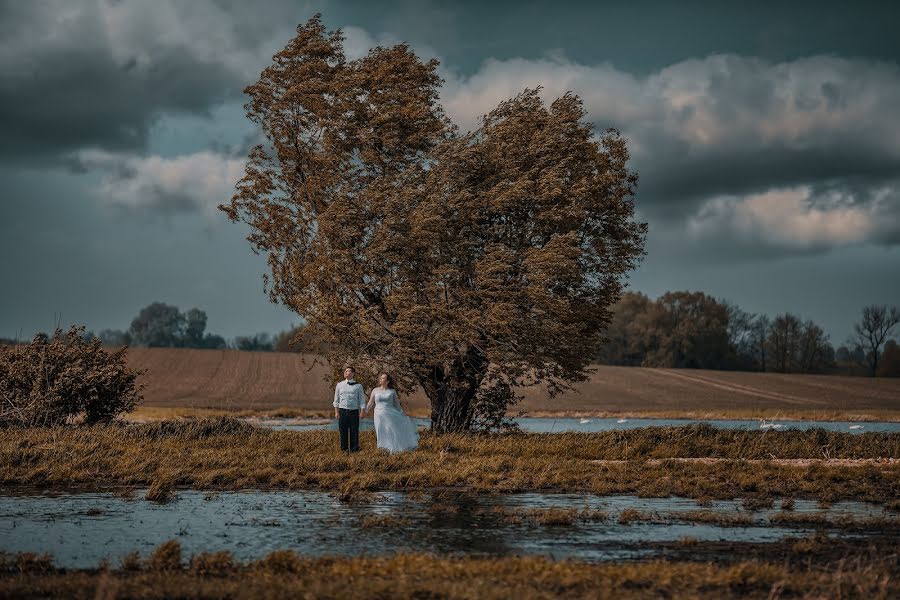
top-left (748, 314), bottom-right (771, 371)
top-left (853, 305), bottom-right (900, 377)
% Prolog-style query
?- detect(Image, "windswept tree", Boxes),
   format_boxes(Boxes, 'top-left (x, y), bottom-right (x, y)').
top-left (853, 305), bottom-right (900, 376)
top-left (220, 15), bottom-right (647, 432)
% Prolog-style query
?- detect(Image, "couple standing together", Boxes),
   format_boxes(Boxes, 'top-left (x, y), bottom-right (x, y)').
top-left (333, 366), bottom-right (419, 453)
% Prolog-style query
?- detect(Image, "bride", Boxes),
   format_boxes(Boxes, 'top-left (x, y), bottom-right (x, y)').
top-left (365, 373), bottom-right (418, 453)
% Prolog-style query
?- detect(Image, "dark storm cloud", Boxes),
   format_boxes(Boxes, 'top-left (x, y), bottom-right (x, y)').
top-left (0, 1), bottom-right (303, 164)
top-left (440, 53), bottom-right (900, 251)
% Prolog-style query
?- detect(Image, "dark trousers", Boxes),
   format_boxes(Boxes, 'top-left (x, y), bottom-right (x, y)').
top-left (338, 408), bottom-right (360, 452)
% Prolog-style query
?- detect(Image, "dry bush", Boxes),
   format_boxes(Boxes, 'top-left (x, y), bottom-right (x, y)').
top-left (0, 326), bottom-right (144, 426)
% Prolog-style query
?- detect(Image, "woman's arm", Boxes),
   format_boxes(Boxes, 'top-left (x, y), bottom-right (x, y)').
top-left (365, 390), bottom-right (375, 413)
top-left (393, 389), bottom-right (403, 412)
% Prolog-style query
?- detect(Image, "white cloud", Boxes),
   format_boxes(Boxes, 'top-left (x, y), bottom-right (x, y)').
top-left (77, 149), bottom-right (245, 219)
top-left (688, 187), bottom-right (876, 248)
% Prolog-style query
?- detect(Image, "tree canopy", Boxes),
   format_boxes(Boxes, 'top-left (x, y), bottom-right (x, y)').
top-left (220, 15), bottom-right (647, 431)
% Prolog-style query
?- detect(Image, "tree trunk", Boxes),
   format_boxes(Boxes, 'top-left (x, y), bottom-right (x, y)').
top-left (421, 351), bottom-right (487, 433)
top-left (428, 384), bottom-right (477, 432)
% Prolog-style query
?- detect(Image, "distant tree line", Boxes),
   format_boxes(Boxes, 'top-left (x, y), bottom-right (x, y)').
top-left (596, 291), bottom-right (899, 377)
top-left (82, 302), bottom-right (281, 352)
top-left (7, 297), bottom-right (897, 377)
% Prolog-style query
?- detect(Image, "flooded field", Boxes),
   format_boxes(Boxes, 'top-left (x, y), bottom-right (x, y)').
top-left (251, 416), bottom-right (900, 433)
top-left (0, 489), bottom-right (892, 569)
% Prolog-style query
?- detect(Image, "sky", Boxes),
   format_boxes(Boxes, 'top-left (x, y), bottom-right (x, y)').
top-left (2, 0), bottom-right (899, 345)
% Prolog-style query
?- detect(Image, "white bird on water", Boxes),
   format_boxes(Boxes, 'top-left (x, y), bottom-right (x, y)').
top-left (759, 419), bottom-right (784, 430)
top-left (616, 418), bottom-right (628, 424)
top-left (849, 424), bottom-right (864, 430)
top-left (579, 418), bottom-right (592, 424)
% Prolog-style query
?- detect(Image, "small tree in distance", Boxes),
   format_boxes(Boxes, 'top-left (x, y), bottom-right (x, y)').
top-left (220, 15), bottom-right (647, 432)
top-left (853, 305), bottom-right (900, 377)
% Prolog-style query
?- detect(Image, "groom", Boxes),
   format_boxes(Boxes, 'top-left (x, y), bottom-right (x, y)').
top-left (333, 366), bottom-right (366, 452)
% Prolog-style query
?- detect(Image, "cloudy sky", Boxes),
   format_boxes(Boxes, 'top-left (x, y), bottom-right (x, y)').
top-left (2, 0), bottom-right (899, 345)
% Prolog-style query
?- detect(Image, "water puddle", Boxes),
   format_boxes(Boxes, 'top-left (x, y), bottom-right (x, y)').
top-left (252, 416), bottom-right (900, 434)
top-left (0, 490), bottom-right (889, 568)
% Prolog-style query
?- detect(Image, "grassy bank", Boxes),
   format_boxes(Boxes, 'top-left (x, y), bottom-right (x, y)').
top-left (1, 538), bottom-right (896, 599)
top-left (2, 419), bottom-right (899, 503)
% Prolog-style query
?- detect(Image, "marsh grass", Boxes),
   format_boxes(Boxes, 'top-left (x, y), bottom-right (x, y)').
top-left (488, 507), bottom-right (608, 526)
top-left (769, 512), bottom-right (900, 530)
top-left (189, 551), bottom-right (235, 576)
top-left (675, 510), bottom-right (755, 526)
top-left (358, 514), bottom-right (410, 529)
top-left (2, 419), bottom-right (899, 503)
top-left (147, 540), bottom-right (181, 571)
top-left (144, 479), bottom-right (176, 504)
top-left (618, 508), bottom-right (665, 524)
top-left (2, 540), bottom-right (896, 599)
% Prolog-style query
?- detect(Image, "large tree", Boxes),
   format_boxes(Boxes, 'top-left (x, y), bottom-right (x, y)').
top-left (220, 15), bottom-right (647, 432)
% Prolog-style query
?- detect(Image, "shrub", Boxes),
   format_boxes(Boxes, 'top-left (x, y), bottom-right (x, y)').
top-left (0, 325), bottom-right (144, 427)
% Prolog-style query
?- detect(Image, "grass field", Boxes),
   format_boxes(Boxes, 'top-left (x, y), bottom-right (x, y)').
top-left (124, 348), bottom-right (900, 420)
top-left (6, 419), bottom-right (898, 503)
top-left (4, 540), bottom-right (898, 599)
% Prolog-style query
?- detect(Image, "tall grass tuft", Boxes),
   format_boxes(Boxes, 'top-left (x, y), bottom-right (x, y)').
top-left (148, 540), bottom-right (181, 571)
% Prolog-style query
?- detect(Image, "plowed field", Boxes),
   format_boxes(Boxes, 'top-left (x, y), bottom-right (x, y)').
top-left (124, 348), bottom-right (900, 418)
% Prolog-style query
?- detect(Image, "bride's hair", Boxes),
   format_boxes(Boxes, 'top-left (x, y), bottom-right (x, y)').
top-left (380, 372), bottom-right (395, 389)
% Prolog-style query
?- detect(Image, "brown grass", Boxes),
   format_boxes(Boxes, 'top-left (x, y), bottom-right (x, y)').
top-left (1, 541), bottom-right (897, 599)
top-left (358, 514), bottom-right (410, 529)
top-left (489, 507), bottom-right (609, 526)
top-left (675, 510), bottom-right (755, 526)
top-left (123, 348), bottom-right (900, 420)
top-left (2, 420), bottom-right (899, 503)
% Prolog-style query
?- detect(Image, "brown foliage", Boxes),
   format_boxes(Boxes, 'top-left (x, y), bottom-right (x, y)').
top-left (220, 15), bottom-right (647, 432)
top-left (0, 326), bottom-right (144, 426)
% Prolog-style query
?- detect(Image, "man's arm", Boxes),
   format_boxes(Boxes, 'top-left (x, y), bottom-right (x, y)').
top-left (333, 383), bottom-right (340, 418)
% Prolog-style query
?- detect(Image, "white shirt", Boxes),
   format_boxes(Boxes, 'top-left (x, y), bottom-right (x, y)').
top-left (333, 379), bottom-right (366, 410)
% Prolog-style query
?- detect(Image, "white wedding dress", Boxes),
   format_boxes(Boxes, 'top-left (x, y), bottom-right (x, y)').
top-left (368, 388), bottom-right (418, 453)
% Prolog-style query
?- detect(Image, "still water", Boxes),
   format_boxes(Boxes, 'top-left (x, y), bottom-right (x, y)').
top-left (252, 416), bottom-right (900, 434)
top-left (0, 490), bottom-right (888, 568)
